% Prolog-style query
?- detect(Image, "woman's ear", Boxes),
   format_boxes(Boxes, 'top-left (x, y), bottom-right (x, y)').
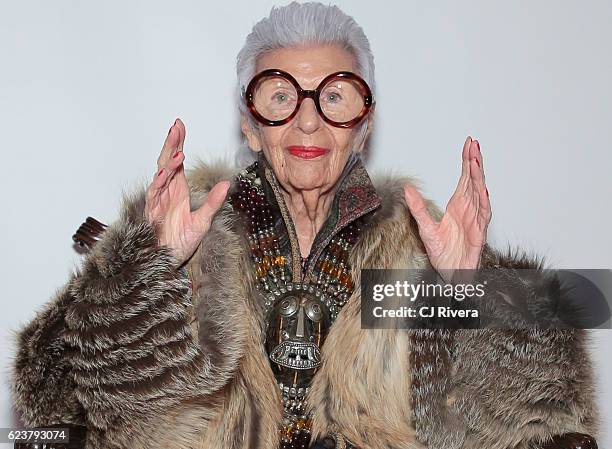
top-left (240, 113), bottom-right (262, 152)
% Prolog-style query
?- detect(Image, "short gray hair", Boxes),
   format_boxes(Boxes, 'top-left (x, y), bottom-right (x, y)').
top-left (236, 1), bottom-right (376, 136)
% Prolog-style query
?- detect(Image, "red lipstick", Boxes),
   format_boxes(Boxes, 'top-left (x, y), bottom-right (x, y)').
top-left (287, 145), bottom-right (329, 159)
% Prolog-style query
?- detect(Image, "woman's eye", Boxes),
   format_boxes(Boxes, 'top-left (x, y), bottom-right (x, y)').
top-left (273, 92), bottom-right (289, 103)
top-left (325, 92), bottom-right (342, 103)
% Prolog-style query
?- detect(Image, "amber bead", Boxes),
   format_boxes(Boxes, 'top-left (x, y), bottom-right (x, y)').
top-left (319, 260), bottom-right (329, 273)
top-left (262, 256), bottom-right (272, 270)
top-left (331, 265), bottom-right (344, 278)
top-left (281, 425), bottom-right (294, 439)
top-left (256, 264), bottom-right (266, 278)
top-left (339, 272), bottom-right (350, 285)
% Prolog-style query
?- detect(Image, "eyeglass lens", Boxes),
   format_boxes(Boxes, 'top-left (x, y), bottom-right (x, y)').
top-left (251, 75), bottom-right (367, 124)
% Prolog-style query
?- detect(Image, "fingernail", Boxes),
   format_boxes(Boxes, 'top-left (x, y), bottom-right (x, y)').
top-left (474, 157), bottom-right (480, 167)
top-left (157, 168), bottom-right (164, 176)
top-left (174, 118), bottom-right (179, 126)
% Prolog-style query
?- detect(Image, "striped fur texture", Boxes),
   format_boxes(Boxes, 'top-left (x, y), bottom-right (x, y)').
top-left (10, 160), bottom-right (599, 449)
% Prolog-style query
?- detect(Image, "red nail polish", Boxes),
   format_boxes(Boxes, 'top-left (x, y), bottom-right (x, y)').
top-left (157, 168), bottom-right (164, 176)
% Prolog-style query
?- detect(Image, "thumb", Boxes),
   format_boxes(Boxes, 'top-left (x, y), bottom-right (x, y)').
top-left (404, 184), bottom-right (437, 232)
top-left (193, 180), bottom-right (231, 231)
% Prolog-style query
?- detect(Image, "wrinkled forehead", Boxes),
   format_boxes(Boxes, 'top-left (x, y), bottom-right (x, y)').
top-left (255, 44), bottom-right (358, 90)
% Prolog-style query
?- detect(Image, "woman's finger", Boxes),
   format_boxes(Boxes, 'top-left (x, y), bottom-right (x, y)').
top-left (157, 123), bottom-right (177, 170)
top-left (146, 149), bottom-right (188, 220)
top-left (466, 140), bottom-right (491, 227)
top-left (458, 157), bottom-right (481, 220)
top-left (193, 181), bottom-right (231, 231)
top-left (158, 148), bottom-right (185, 184)
top-left (452, 136), bottom-right (474, 198)
top-left (145, 167), bottom-right (169, 224)
top-left (466, 139), bottom-right (491, 222)
top-left (460, 136), bottom-right (473, 180)
top-left (469, 149), bottom-right (485, 186)
top-left (477, 181), bottom-right (492, 227)
top-left (159, 163), bottom-right (188, 206)
top-left (146, 167), bottom-right (169, 204)
top-left (471, 139), bottom-right (485, 183)
top-left (404, 184), bottom-right (437, 234)
top-left (175, 118), bottom-right (186, 152)
top-left (157, 118), bottom-right (185, 170)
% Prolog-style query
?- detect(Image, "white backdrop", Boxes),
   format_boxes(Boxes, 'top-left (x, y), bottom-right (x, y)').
top-left (1, 0), bottom-right (610, 447)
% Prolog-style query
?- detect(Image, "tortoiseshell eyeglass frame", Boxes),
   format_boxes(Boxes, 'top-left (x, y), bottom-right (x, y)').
top-left (243, 68), bottom-right (375, 129)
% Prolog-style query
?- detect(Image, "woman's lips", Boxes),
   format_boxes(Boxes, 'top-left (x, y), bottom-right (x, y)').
top-left (286, 145), bottom-right (329, 159)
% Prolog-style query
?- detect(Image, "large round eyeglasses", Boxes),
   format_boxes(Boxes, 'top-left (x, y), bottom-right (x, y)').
top-left (243, 69), bottom-right (374, 128)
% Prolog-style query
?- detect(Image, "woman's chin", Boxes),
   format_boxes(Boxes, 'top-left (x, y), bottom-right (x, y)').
top-left (284, 171), bottom-right (330, 191)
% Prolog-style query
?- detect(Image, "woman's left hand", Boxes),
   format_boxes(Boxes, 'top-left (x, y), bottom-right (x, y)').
top-left (403, 136), bottom-right (492, 282)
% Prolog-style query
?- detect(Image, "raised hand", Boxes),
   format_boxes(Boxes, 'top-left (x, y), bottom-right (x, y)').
top-left (403, 136), bottom-right (492, 283)
top-left (145, 118), bottom-right (231, 268)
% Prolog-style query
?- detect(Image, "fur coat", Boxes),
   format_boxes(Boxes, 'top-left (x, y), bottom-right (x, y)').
top-left (10, 155), bottom-right (599, 449)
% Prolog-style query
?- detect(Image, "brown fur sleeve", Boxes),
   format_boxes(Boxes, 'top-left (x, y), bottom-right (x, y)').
top-left (410, 243), bottom-right (599, 449)
top-left (10, 280), bottom-right (87, 428)
top-left (58, 188), bottom-right (231, 441)
top-left (11, 184), bottom-right (233, 448)
top-left (450, 244), bottom-right (600, 448)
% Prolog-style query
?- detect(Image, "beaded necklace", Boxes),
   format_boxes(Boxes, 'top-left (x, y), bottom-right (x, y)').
top-left (229, 160), bottom-right (364, 449)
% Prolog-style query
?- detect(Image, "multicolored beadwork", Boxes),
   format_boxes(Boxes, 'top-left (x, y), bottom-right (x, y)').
top-left (229, 160), bottom-right (364, 449)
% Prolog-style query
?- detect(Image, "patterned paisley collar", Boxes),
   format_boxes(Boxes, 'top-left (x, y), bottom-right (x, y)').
top-left (255, 151), bottom-right (382, 282)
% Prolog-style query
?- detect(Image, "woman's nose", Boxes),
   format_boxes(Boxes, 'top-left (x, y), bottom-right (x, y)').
top-left (295, 98), bottom-right (321, 134)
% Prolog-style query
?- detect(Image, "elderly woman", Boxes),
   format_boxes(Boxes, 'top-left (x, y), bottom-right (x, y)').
top-left (11, 2), bottom-right (598, 449)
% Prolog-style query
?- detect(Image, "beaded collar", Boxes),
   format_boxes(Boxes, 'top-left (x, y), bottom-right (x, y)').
top-left (229, 153), bottom-right (381, 449)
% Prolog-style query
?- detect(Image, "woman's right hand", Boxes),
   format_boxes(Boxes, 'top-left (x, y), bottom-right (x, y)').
top-left (145, 118), bottom-right (231, 268)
